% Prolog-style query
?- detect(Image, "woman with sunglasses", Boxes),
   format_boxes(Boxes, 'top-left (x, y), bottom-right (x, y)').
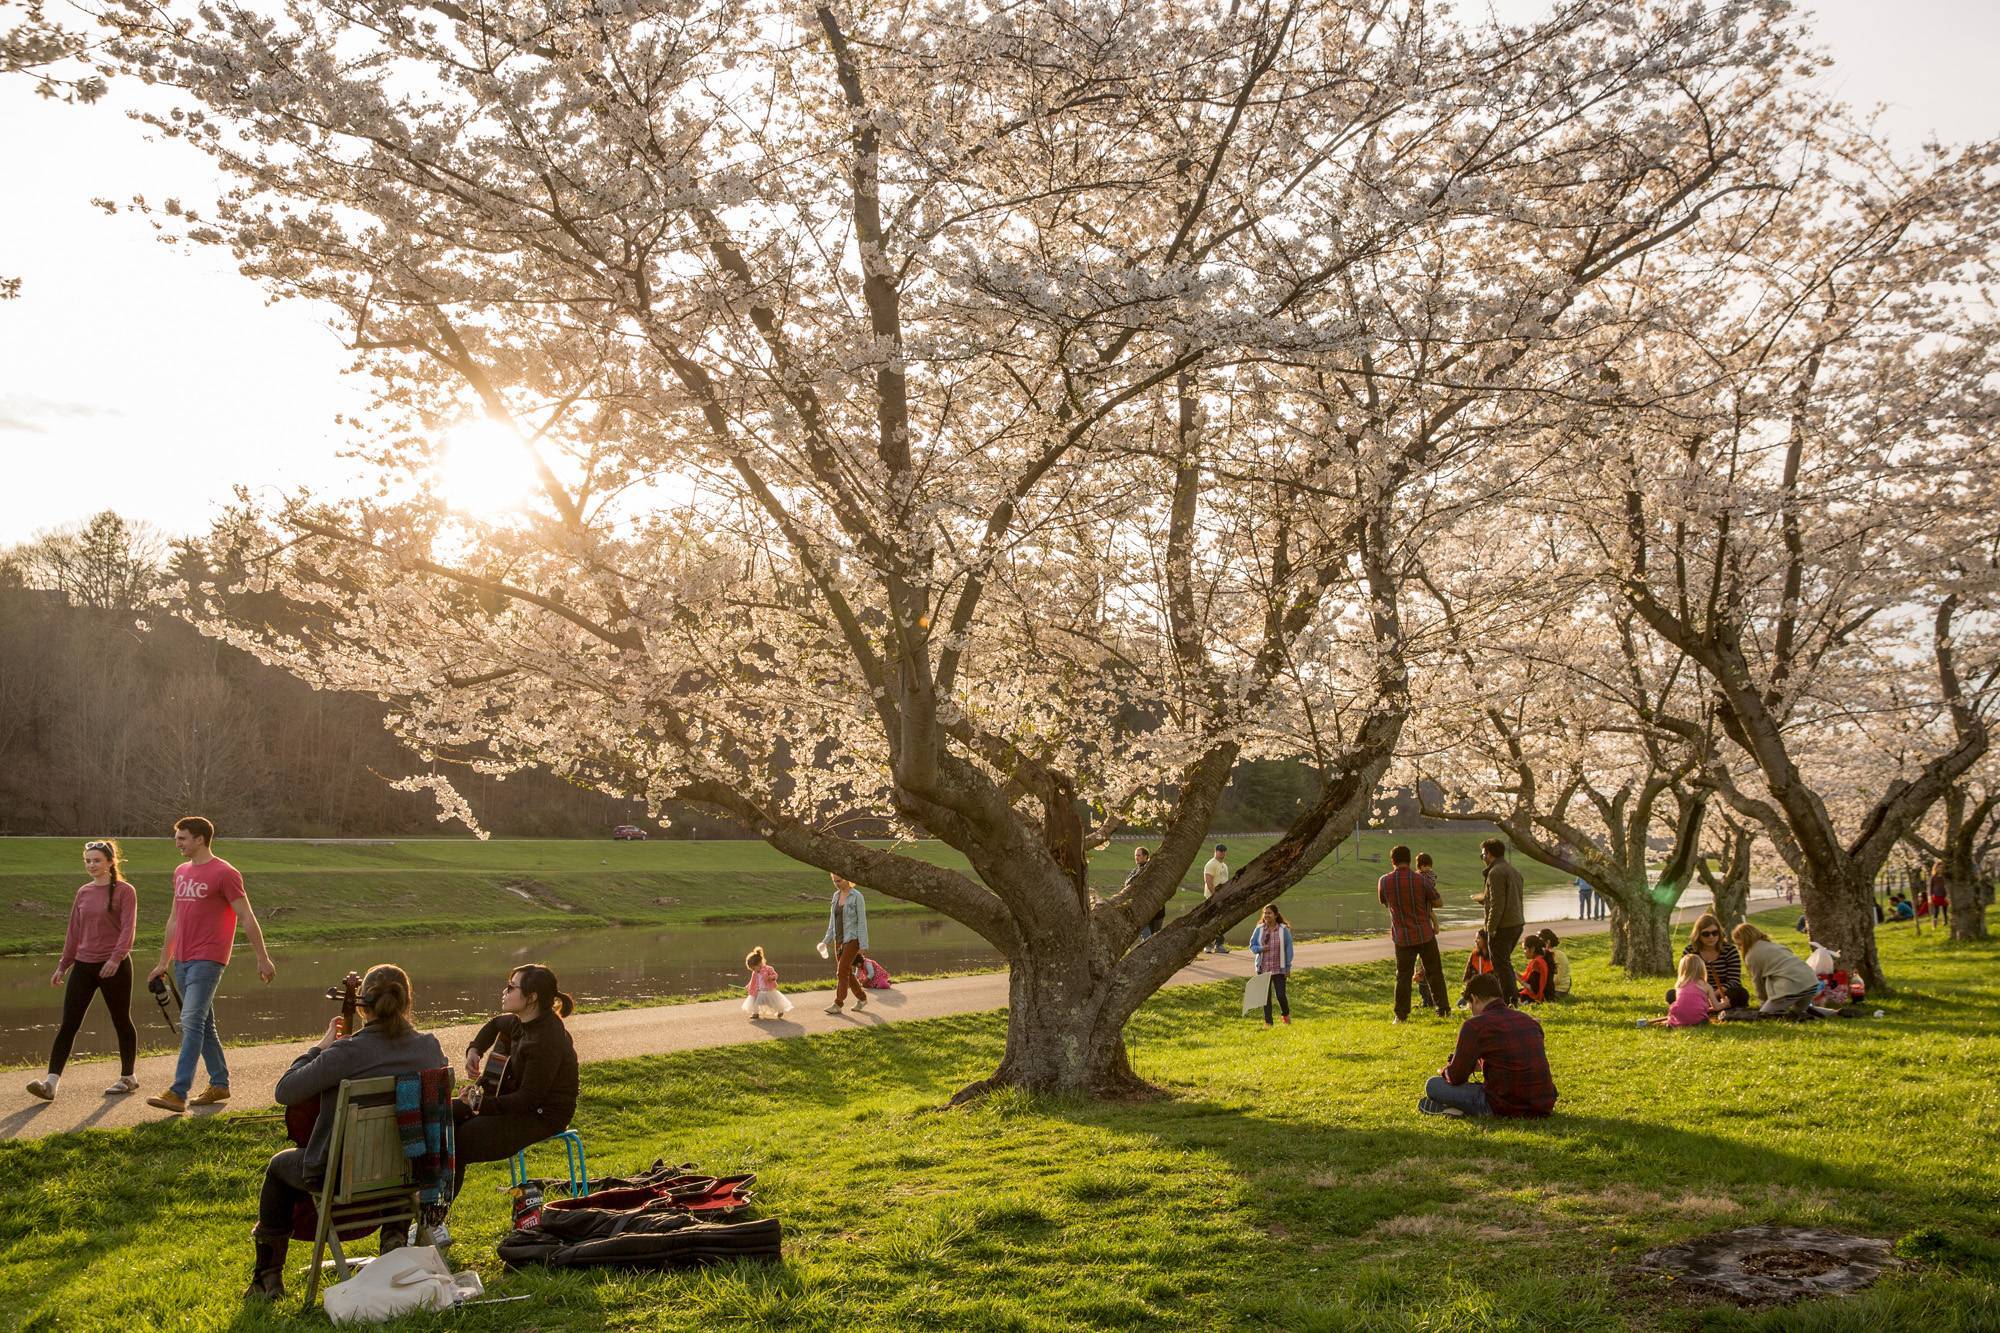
top-left (455, 963), bottom-right (579, 1197)
top-left (1675, 913), bottom-right (1749, 1010)
top-left (27, 839), bottom-right (139, 1101)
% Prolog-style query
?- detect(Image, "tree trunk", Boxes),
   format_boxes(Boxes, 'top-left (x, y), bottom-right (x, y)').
top-left (1800, 872), bottom-right (1886, 994)
top-left (953, 938), bottom-right (1151, 1102)
top-left (1607, 893), bottom-right (1676, 976)
top-left (1947, 856), bottom-right (1988, 942)
top-left (1713, 862), bottom-right (1750, 930)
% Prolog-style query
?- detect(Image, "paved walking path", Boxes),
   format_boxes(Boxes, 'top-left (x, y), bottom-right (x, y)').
top-left (0, 898), bottom-right (1777, 1142)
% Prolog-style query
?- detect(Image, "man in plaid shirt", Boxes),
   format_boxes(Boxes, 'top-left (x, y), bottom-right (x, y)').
top-left (1378, 844), bottom-right (1449, 1021)
top-left (1419, 973), bottom-right (1559, 1117)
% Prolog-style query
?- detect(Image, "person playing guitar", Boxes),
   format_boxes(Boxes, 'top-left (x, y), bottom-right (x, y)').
top-left (455, 963), bottom-right (579, 1202)
top-left (247, 965), bottom-right (445, 1302)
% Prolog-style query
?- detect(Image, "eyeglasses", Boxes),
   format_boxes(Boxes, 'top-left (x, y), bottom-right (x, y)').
top-left (84, 841), bottom-right (112, 852)
top-left (503, 982), bottom-right (522, 993)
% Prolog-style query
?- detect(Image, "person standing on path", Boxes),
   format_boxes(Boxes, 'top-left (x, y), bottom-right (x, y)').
top-left (820, 875), bottom-right (872, 1014)
top-left (1575, 876), bottom-right (1593, 921)
top-left (1203, 846), bottom-right (1231, 953)
top-left (1480, 839), bottom-right (1525, 1007)
top-left (27, 839), bottom-right (139, 1101)
top-left (1128, 847), bottom-right (1165, 941)
top-left (1246, 904), bottom-right (1294, 1026)
top-left (1379, 844), bottom-right (1449, 1022)
top-left (146, 816), bottom-right (276, 1113)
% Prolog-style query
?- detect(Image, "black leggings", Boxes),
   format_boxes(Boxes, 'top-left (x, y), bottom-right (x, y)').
top-left (453, 1103), bottom-right (566, 1198)
top-left (1263, 973), bottom-right (1290, 1022)
top-left (49, 958), bottom-right (136, 1075)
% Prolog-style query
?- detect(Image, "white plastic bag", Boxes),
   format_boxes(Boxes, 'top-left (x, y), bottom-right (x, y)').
top-left (323, 1245), bottom-right (482, 1324)
top-left (1242, 973), bottom-right (1272, 1014)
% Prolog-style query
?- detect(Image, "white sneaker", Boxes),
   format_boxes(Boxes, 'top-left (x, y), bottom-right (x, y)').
top-left (26, 1078), bottom-right (56, 1101)
top-left (104, 1076), bottom-right (140, 1096)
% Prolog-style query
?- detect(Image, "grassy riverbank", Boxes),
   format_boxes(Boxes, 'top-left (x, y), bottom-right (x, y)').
top-left (1, 912), bottom-right (1993, 1331)
top-left (0, 830), bottom-right (1566, 955)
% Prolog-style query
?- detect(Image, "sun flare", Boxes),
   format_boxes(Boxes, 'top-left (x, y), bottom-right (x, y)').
top-left (433, 418), bottom-right (540, 516)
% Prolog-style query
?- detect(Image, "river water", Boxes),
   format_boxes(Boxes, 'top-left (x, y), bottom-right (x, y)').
top-left (0, 880), bottom-right (1691, 1067)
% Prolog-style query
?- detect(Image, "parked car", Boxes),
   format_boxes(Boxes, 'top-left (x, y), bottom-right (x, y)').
top-left (611, 825), bottom-right (649, 841)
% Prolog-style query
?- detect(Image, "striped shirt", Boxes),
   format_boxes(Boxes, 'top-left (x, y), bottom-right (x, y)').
top-left (1682, 940), bottom-right (1742, 993)
top-left (1377, 866), bottom-right (1442, 947)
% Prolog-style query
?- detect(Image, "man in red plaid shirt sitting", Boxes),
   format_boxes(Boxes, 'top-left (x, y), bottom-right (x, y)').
top-left (1377, 844), bottom-right (1449, 1021)
top-left (1419, 973), bottom-right (1559, 1118)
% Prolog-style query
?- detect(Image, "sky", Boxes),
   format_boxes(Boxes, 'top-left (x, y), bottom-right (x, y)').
top-left (2, 0), bottom-right (1996, 547)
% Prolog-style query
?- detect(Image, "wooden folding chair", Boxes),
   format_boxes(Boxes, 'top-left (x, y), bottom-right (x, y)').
top-left (301, 1075), bottom-right (429, 1310)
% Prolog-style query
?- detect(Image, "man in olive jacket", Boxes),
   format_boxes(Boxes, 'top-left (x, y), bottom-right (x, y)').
top-left (1480, 839), bottom-right (1526, 1005)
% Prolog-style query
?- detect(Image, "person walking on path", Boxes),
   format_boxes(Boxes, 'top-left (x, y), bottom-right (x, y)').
top-left (1203, 846), bottom-right (1231, 953)
top-left (27, 839), bottom-right (139, 1101)
top-left (1418, 973), bottom-right (1559, 1118)
top-left (1379, 844), bottom-right (1449, 1022)
top-left (145, 816), bottom-right (276, 1113)
top-left (1479, 839), bottom-right (1525, 1006)
top-left (820, 875), bottom-right (872, 1014)
top-left (1575, 876), bottom-right (1593, 921)
top-left (1246, 905), bottom-right (1294, 1026)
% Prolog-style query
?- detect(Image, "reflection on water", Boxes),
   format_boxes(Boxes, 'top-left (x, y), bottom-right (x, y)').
top-left (0, 880), bottom-right (1705, 1066)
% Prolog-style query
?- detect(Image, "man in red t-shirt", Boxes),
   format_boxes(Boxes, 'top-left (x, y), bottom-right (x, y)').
top-left (1418, 973), bottom-right (1558, 1118)
top-left (145, 816), bottom-right (276, 1113)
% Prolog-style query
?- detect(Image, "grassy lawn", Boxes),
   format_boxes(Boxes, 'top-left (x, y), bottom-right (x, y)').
top-left (3, 910), bottom-right (1993, 1330)
top-left (0, 829), bottom-right (1568, 954)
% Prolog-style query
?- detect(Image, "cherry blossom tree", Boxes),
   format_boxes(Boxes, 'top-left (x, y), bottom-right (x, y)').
top-left (1407, 557), bottom-right (1714, 975)
top-left (1902, 757), bottom-right (2000, 941)
top-left (1692, 803), bottom-right (1754, 930)
top-left (1560, 136), bottom-right (2000, 992)
top-left (103, 0), bottom-right (1819, 1094)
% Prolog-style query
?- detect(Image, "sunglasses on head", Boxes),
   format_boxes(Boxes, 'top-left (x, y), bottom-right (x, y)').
top-left (84, 841), bottom-right (112, 852)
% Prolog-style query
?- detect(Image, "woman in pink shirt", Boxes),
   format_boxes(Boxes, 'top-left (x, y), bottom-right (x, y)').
top-left (26, 839), bottom-right (139, 1100)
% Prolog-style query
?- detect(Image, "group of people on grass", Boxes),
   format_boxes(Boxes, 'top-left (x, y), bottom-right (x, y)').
top-left (1648, 912), bottom-right (1852, 1025)
top-left (24, 819), bottom-right (581, 1303)
top-left (1378, 839), bottom-right (1572, 1019)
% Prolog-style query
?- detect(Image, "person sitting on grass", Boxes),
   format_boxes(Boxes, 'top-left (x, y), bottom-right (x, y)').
top-left (1517, 934), bottom-right (1553, 1005)
top-left (1648, 954), bottom-right (1719, 1027)
top-left (1890, 893), bottom-right (1915, 921)
top-left (1678, 913), bottom-right (1750, 1009)
top-left (1457, 929), bottom-right (1495, 1007)
top-left (1732, 923), bottom-right (1823, 1018)
top-left (1537, 928), bottom-right (1571, 998)
top-left (249, 965), bottom-right (445, 1301)
top-left (1418, 973), bottom-right (1558, 1118)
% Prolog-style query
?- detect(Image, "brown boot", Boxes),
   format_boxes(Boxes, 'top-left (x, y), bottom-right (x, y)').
top-left (190, 1085), bottom-right (232, 1106)
top-left (243, 1236), bottom-right (287, 1301)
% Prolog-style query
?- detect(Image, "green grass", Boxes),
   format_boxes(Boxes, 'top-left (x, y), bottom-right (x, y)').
top-left (0, 829), bottom-right (1566, 954)
top-left (1, 910), bottom-right (1993, 1330)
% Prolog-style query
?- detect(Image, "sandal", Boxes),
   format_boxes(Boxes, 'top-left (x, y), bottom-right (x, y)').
top-left (104, 1076), bottom-right (140, 1096)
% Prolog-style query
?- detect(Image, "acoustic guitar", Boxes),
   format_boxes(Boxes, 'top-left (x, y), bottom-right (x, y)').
top-left (285, 971), bottom-right (362, 1147)
top-left (466, 1021), bottom-right (514, 1113)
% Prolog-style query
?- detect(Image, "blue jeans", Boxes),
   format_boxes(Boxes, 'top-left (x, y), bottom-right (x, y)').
top-left (1424, 1074), bottom-right (1490, 1116)
top-left (170, 959), bottom-right (229, 1097)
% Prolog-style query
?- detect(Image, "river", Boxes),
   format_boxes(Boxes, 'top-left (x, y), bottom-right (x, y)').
top-left (0, 880), bottom-right (1703, 1067)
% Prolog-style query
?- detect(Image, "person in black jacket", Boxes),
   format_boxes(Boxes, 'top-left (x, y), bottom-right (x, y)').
top-left (248, 965), bottom-right (445, 1301)
top-left (455, 963), bottom-right (579, 1198)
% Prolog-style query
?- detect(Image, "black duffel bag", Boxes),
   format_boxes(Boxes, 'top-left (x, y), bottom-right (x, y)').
top-left (498, 1211), bottom-right (781, 1270)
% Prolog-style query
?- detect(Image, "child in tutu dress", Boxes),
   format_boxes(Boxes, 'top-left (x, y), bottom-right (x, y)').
top-left (742, 947), bottom-right (793, 1020)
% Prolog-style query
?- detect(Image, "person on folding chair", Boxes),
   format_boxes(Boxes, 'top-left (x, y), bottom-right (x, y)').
top-left (455, 963), bottom-right (578, 1200)
top-left (249, 965), bottom-right (445, 1301)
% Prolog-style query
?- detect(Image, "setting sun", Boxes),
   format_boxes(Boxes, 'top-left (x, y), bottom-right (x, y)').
top-left (433, 418), bottom-right (541, 516)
